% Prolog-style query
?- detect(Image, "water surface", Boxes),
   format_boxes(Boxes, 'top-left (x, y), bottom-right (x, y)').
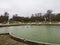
top-left (0, 25), bottom-right (60, 44)
top-left (9, 25), bottom-right (60, 44)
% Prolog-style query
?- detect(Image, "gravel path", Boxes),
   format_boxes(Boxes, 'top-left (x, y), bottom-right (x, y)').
top-left (0, 34), bottom-right (28, 45)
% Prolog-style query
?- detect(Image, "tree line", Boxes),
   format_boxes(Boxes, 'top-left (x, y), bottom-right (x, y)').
top-left (0, 10), bottom-right (60, 23)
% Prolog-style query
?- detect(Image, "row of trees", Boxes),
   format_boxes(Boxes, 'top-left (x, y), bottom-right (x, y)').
top-left (0, 12), bottom-right (9, 23)
top-left (0, 10), bottom-right (60, 23)
top-left (10, 10), bottom-right (60, 23)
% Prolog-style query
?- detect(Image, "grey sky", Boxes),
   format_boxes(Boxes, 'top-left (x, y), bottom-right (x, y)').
top-left (0, 0), bottom-right (60, 18)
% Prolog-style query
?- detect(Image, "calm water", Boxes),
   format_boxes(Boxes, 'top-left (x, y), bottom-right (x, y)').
top-left (0, 27), bottom-right (9, 34)
top-left (0, 25), bottom-right (60, 44)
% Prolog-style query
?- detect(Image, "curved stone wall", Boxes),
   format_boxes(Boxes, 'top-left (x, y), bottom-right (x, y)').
top-left (9, 32), bottom-right (51, 45)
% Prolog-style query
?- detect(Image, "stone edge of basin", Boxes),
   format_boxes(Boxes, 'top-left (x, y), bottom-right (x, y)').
top-left (9, 32), bottom-right (51, 45)
top-left (0, 24), bottom-right (60, 27)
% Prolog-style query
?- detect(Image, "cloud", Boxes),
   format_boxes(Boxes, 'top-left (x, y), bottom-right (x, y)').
top-left (0, 0), bottom-right (60, 18)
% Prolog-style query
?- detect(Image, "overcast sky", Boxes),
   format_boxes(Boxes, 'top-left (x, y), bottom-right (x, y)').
top-left (0, 0), bottom-right (60, 18)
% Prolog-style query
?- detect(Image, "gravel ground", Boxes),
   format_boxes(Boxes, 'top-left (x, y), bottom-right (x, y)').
top-left (0, 34), bottom-right (28, 45)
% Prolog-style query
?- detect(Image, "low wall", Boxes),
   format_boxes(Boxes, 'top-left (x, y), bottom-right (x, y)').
top-left (9, 32), bottom-right (60, 45)
top-left (0, 23), bottom-right (60, 27)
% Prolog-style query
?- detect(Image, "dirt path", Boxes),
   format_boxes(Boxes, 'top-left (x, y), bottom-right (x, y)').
top-left (0, 34), bottom-right (28, 45)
